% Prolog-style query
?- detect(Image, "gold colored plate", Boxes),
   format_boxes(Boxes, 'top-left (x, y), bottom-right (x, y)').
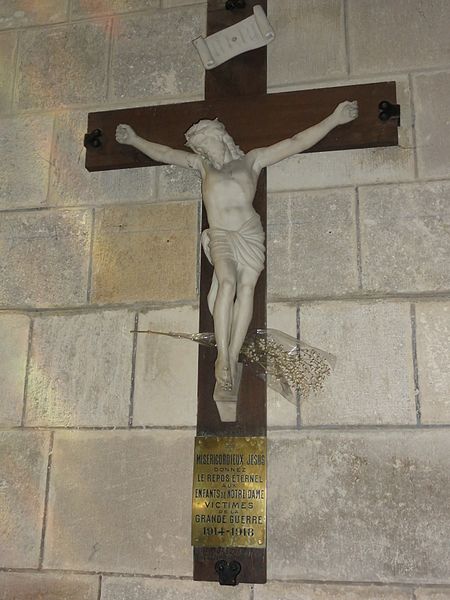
top-left (192, 436), bottom-right (267, 548)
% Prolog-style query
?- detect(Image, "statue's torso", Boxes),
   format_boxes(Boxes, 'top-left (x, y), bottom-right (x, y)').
top-left (201, 157), bottom-right (259, 230)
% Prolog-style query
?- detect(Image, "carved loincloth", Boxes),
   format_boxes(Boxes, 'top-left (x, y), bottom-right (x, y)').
top-left (201, 214), bottom-right (265, 314)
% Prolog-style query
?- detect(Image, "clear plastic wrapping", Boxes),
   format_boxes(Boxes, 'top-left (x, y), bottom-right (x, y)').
top-left (132, 328), bottom-right (335, 404)
top-left (241, 329), bottom-right (335, 404)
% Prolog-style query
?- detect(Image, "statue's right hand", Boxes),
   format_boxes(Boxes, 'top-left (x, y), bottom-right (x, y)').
top-left (116, 123), bottom-right (136, 145)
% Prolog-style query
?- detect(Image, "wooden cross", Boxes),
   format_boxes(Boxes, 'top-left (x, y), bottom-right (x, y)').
top-left (85, 0), bottom-right (398, 584)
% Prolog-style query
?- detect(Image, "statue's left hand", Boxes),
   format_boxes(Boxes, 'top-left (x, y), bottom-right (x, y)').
top-left (333, 100), bottom-right (359, 125)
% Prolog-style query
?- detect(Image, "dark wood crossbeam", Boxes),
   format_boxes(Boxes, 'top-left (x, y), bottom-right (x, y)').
top-left (84, 0), bottom-right (398, 585)
top-left (85, 82), bottom-right (398, 172)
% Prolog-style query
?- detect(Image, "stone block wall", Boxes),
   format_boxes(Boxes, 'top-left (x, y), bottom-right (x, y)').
top-left (0, 1), bottom-right (449, 598)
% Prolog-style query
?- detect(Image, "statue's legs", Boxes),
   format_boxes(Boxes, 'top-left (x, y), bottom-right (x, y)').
top-left (228, 266), bottom-right (260, 385)
top-left (212, 258), bottom-right (237, 391)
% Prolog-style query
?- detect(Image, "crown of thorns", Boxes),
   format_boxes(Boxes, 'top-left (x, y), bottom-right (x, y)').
top-left (184, 118), bottom-right (224, 141)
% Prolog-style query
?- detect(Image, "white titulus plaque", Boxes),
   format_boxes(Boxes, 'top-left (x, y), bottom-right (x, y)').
top-left (193, 5), bottom-right (275, 70)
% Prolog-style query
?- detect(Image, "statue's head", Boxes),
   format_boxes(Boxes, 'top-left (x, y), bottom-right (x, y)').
top-left (185, 118), bottom-right (244, 167)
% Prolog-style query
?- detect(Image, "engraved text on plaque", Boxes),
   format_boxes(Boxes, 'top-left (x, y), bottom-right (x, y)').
top-left (192, 436), bottom-right (267, 548)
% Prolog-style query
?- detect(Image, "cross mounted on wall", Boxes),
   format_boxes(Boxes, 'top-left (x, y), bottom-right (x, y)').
top-left (84, 0), bottom-right (399, 586)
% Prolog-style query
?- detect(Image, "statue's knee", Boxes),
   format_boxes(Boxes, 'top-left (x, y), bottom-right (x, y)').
top-left (219, 279), bottom-right (236, 298)
top-left (237, 282), bottom-right (255, 298)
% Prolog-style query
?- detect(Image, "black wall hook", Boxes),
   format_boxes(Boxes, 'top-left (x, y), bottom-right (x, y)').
top-left (378, 101), bottom-right (400, 125)
top-left (225, 0), bottom-right (246, 9)
top-left (84, 128), bottom-right (103, 149)
top-left (215, 560), bottom-right (242, 585)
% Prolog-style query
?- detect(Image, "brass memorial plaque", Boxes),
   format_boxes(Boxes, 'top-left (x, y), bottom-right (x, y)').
top-left (192, 436), bottom-right (267, 548)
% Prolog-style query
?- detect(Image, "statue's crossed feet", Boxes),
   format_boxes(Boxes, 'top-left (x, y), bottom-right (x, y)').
top-left (214, 357), bottom-right (243, 423)
top-left (215, 357), bottom-right (233, 391)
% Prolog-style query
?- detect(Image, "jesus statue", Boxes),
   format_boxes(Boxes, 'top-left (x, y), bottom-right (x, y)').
top-left (116, 100), bottom-right (358, 410)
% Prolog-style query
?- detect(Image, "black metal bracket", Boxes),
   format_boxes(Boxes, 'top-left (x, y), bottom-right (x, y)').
top-left (84, 128), bottom-right (103, 149)
top-left (225, 0), bottom-right (246, 9)
top-left (215, 560), bottom-right (241, 585)
top-left (378, 101), bottom-right (400, 125)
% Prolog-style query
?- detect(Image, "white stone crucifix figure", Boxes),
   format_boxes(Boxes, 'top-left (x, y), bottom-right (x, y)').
top-left (116, 100), bottom-right (358, 409)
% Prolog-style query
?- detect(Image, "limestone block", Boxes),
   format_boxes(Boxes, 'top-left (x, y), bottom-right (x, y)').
top-left (267, 0), bottom-right (346, 87)
top-left (133, 305), bottom-right (198, 426)
top-left (0, 1), bottom-right (68, 29)
top-left (267, 303), bottom-right (298, 428)
top-left (72, 0), bottom-right (159, 18)
top-left (91, 202), bottom-right (198, 304)
top-left (414, 71), bottom-right (450, 179)
top-left (0, 313), bottom-right (30, 426)
top-left (347, 0), bottom-right (450, 74)
top-left (0, 209), bottom-right (91, 308)
top-left (267, 189), bottom-right (358, 299)
top-left (102, 576), bottom-right (251, 599)
top-left (254, 582), bottom-right (412, 600)
top-left (44, 430), bottom-right (194, 575)
top-left (0, 572), bottom-right (99, 600)
top-left (415, 590), bottom-right (450, 600)
top-left (299, 302), bottom-right (416, 425)
top-left (50, 111), bottom-right (157, 208)
top-left (110, 6), bottom-right (205, 102)
top-left (268, 147), bottom-right (415, 193)
top-left (16, 21), bottom-right (109, 110)
top-left (158, 165), bottom-right (202, 201)
top-left (268, 430), bottom-right (450, 582)
top-left (359, 182), bottom-right (450, 294)
top-left (0, 32), bottom-right (16, 112)
top-left (416, 303), bottom-right (450, 424)
top-left (0, 115), bottom-right (53, 210)
top-left (0, 431), bottom-right (49, 568)
top-left (25, 311), bottom-right (134, 427)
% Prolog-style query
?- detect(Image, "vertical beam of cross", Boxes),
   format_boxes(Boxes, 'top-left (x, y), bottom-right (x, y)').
top-left (196, 0), bottom-right (267, 438)
top-left (194, 0), bottom-right (268, 583)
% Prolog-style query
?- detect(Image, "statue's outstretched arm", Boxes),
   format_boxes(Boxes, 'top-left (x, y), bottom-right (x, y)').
top-left (116, 124), bottom-right (202, 170)
top-left (249, 101), bottom-right (358, 171)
